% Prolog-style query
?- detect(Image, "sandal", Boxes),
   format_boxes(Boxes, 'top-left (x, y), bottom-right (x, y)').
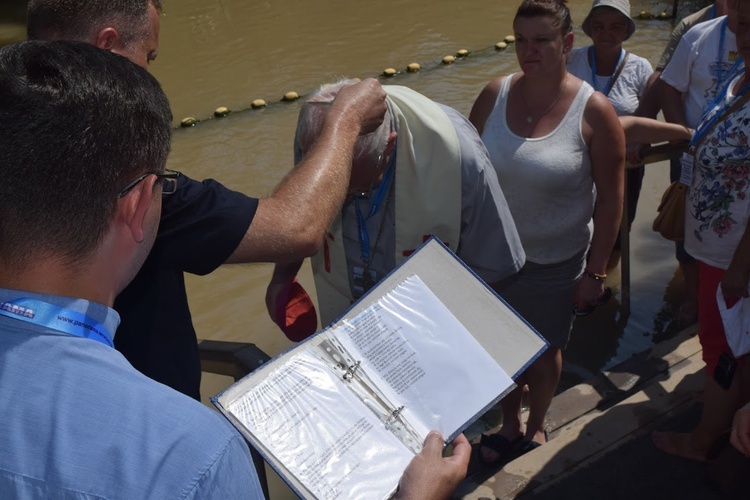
top-left (517, 430), bottom-right (549, 456)
top-left (478, 433), bottom-right (522, 465)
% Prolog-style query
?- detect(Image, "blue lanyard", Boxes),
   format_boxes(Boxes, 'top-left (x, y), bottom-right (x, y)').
top-left (693, 68), bottom-right (749, 149)
top-left (0, 298), bottom-right (114, 347)
top-left (354, 150), bottom-right (396, 264)
top-left (589, 47), bottom-right (625, 96)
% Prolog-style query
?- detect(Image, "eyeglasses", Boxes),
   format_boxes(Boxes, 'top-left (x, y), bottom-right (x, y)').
top-left (117, 169), bottom-right (180, 199)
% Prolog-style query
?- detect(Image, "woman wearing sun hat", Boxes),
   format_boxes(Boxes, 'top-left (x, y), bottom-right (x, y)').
top-left (567, 0), bottom-right (653, 251)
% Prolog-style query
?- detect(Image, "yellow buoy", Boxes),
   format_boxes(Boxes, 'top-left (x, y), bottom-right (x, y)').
top-left (504, 35), bottom-right (515, 43)
top-left (442, 55), bottom-right (456, 65)
top-left (180, 117), bottom-right (198, 128)
top-left (456, 49), bottom-right (469, 58)
top-left (639, 11), bottom-right (653, 19)
top-left (382, 68), bottom-right (397, 77)
top-left (658, 11), bottom-right (670, 19)
top-left (406, 63), bottom-right (421, 73)
top-left (282, 91), bottom-right (299, 102)
top-left (495, 42), bottom-right (508, 51)
top-left (251, 99), bottom-right (267, 109)
top-left (214, 106), bottom-right (230, 118)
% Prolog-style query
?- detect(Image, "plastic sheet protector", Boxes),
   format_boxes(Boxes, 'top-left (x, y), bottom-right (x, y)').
top-left (218, 275), bottom-right (513, 499)
top-left (214, 237), bottom-right (547, 500)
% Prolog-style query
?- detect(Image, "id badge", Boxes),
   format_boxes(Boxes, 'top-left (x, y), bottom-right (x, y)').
top-left (679, 152), bottom-right (694, 186)
top-left (352, 266), bottom-right (378, 299)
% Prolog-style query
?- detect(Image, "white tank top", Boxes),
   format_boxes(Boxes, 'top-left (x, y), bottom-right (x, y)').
top-left (481, 75), bottom-right (595, 264)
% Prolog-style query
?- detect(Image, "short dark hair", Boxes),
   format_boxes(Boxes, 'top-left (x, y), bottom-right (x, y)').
top-left (27, 0), bottom-right (162, 42)
top-left (516, 0), bottom-right (573, 35)
top-left (0, 40), bottom-right (172, 268)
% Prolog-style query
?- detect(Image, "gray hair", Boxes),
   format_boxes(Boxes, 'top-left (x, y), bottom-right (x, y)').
top-left (294, 78), bottom-right (391, 165)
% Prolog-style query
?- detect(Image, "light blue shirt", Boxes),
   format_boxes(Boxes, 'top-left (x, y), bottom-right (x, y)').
top-left (0, 288), bottom-right (264, 499)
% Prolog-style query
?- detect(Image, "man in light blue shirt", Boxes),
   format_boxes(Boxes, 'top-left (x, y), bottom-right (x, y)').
top-left (0, 40), bottom-right (264, 499)
top-left (0, 39), bottom-right (470, 500)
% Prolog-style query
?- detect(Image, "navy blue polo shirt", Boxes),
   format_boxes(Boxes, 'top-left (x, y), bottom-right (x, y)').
top-left (114, 173), bottom-right (258, 399)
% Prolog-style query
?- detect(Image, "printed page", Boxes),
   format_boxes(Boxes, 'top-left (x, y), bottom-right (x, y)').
top-left (225, 350), bottom-right (412, 500)
top-left (335, 274), bottom-right (514, 440)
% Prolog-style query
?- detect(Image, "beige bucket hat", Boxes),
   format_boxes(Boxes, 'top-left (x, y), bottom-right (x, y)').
top-left (582, 0), bottom-right (636, 41)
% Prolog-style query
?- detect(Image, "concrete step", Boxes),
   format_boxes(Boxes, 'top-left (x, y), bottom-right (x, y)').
top-left (458, 325), bottom-right (704, 499)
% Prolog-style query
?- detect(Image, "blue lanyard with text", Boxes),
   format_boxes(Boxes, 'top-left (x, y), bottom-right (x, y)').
top-left (692, 69), bottom-right (750, 150)
top-left (589, 47), bottom-right (625, 96)
top-left (0, 298), bottom-right (114, 347)
top-left (354, 151), bottom-right (396, 264)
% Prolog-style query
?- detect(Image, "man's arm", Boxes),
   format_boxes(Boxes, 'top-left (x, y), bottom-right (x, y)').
top-left (225, 79), bottom-right (387, 264)
top-left (393, 432), bottom-right (471, 500)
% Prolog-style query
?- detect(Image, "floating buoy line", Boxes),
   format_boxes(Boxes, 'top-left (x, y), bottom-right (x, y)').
top-left (178, 15), bottom-right (673, 130)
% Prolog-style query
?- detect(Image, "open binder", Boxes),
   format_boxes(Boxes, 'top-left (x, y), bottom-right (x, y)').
top-left (213, 237), bottom-right (547, 499)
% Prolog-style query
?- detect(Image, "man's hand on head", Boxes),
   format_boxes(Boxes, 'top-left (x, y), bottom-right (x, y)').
top-left (329, 78), bottom-right (387, 136)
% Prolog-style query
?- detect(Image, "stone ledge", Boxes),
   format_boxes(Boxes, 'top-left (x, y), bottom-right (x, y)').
top-left (458, 324), bottom-right (702, 500)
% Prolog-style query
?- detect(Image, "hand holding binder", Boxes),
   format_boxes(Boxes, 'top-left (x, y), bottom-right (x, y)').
top-left (393, 431), bottom-right (471, 500)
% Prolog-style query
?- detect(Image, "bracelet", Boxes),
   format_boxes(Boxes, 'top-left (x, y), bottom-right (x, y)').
top-left (583, 270), bottom-right (607, 282)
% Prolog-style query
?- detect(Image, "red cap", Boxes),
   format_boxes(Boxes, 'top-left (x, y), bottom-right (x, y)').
top-left (272, 280), bottom-right (318, 342)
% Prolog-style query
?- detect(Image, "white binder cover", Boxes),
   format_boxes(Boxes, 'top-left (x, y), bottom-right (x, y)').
top-left (213, 237), bottom-right (547, 499)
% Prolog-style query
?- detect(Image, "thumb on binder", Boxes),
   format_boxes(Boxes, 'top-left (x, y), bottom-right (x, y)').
top-left (394, 431), bottom-right (470, 500)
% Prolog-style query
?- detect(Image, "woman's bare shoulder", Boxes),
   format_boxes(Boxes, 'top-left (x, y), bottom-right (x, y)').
top-left (470, 75), bottom-right (511, 133)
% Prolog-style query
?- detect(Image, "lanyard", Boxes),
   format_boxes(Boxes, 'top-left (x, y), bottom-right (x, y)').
top-left (0, 298), bottom-right (114, 347)
top-left (589, 47), bottom-right (625, 95)
top-left (692, 69), bottom-right (750, 149)
top-left (354, 150), bottom-right (396, 264)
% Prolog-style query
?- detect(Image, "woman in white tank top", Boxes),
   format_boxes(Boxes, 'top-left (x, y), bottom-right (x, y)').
top-left (469, 0), bottom-right (625, 462)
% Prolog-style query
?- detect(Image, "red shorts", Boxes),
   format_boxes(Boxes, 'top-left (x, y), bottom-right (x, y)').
top-left (698, 262), bottom-right (741, 374)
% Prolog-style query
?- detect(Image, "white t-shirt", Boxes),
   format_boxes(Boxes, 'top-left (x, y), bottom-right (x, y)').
top-left (660, 15), bottom-right (740, 128)
top-left (566, 46), bottom-right (653, 116)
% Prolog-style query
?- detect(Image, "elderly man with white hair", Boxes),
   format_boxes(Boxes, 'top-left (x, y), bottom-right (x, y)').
top-left (266, 80), bottom-right (525, 339)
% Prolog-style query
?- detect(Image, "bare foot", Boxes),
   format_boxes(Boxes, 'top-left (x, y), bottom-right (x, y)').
top-left (651, 431), bottom-right (707, 462)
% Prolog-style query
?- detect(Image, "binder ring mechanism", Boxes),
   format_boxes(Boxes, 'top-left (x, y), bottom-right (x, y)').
top-left (386, 406), bottom-right (405, 427)
top-left (343, 360), bottom-right (361, 381)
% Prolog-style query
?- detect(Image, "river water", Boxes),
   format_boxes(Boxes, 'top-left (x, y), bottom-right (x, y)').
top-left (1, 0), bottom-right (703, 496)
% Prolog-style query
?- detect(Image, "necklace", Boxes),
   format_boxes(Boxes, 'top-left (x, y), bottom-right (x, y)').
top-left (520, 75), bottom-right (568, 124)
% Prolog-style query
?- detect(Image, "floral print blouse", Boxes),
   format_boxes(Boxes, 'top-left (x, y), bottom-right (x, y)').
top-left (685, 74), bottom-right (750, 269)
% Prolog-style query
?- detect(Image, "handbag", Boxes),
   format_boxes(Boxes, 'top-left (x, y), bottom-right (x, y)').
top-left (716, 285), bottom-right (750, 358)
top-left (652, 180), bottom-right (687, 241)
